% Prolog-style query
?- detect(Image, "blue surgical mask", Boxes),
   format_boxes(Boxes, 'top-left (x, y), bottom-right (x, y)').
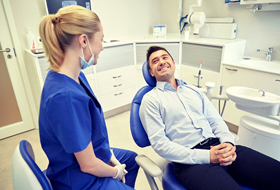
top-left (80, 37), bottom-right (95, 70)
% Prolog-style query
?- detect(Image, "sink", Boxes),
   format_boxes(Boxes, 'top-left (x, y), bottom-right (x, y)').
top-left (240, 58), bottom-right (280, 71)
top-left (226, 86), bottom-right (280, 116)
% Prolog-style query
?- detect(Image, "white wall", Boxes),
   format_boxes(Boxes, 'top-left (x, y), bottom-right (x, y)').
top-left (8, 0), bottom-right (160, 56)
top-left (160, 0), bottom-right (280, 61)
top-left (8, 0), bottom-right (279, 61)
top-left (91, 0), bottom-right (160, 39)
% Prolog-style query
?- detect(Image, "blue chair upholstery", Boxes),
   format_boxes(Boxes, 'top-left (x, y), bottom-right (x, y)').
top-left (130, 61), bottom-right (256, 190)
top-left (12, 140), bottom-right (52, 190)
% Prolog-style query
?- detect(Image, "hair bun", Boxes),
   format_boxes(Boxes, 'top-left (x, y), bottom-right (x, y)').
top-left (51, 15), bottom-right (60, 24)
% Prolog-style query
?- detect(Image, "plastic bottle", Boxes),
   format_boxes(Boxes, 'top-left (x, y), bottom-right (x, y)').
top-left (25, 27), bottom-right (37, 52)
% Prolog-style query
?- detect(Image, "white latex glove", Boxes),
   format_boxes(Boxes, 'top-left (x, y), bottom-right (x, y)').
top-left (110, 149), bottom-right (128, 183)
top-left (113, 164), bottom-right (127, 182)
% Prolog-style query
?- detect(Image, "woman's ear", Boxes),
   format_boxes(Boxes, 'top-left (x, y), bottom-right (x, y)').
top-left (78, 34), bottom-right (87, 48)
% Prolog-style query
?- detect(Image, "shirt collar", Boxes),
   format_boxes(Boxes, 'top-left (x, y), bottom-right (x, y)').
top-left (156, 79), bottom-right (186, 91)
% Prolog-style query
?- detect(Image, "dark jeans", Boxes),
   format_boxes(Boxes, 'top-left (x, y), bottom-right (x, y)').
top-left (174, 138), bottom-right (280, 190)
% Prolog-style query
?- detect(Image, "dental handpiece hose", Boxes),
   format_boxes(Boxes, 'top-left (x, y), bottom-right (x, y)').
top-left (197, 61), bottom-right (203, 88)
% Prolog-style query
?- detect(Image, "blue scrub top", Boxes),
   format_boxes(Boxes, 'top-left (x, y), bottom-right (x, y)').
top-left (39, 70), bottom-right (111, 189)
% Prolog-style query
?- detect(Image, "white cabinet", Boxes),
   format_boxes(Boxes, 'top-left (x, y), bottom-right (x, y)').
top-left (238, 115), bottom-right (280, 161)
top-left (221, 64), bottom-right (280, 125)
top-left (180, 43), bottom-right (222, 93)
top-left (95, 43), bottom-right (136, 112)
top-left (180, 65), bottom-right (220, 90)
top-left (25, 50), bottom-right (48, 111)
top-left (24, 38), bottom-right (247, 120)
top-left (25, 43), bottom-right (136, 115)
top-left (85, 74), bottom-right (97, 94)
top-left (241, 0), bottom-right (280, 4)
top-left (96, 66), bottom-right (136, 112)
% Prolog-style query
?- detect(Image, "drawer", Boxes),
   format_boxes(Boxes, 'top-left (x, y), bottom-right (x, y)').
top-left (99, 86), bottom-right (136, 112)
top-left (96, 66), bottom-right (136, 86)
top-left (98, 77), bottom-right (136, 96)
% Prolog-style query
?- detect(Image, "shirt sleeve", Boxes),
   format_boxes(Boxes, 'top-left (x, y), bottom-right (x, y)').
top-left (201, 92), bottom-right (235, 145)
top-left (139, 93), bottom-right (210, 164)
top-left (45, 92), bottom-right (92, 153)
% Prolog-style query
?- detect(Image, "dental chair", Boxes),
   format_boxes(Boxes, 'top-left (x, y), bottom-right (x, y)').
top-left (11, 140), bottom-right (52, 190)
top-left (130, 61), bottom-right (256, 190)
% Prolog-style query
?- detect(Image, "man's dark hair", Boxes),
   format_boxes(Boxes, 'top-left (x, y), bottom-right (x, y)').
top-left (146, 46), bottom-right (174, 70)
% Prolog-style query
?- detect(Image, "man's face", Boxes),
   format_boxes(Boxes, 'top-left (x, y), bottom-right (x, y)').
top-left (148, 50), bottom-right (176, 82)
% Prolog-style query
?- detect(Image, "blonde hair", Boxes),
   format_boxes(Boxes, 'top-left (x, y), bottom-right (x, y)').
top-left (39, 5), bottom-right (100, 71)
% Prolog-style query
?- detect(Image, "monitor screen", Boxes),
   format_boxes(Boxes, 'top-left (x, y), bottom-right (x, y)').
top-left (45, 0), bottom-right (91, 14)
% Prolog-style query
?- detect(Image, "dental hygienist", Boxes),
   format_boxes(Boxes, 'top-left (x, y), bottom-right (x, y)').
top-left (38, 5), bottom-right (139, 190)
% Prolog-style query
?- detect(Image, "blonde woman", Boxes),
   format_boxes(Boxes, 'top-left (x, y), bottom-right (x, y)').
top-left (39, 5), bottom-right (139, 190)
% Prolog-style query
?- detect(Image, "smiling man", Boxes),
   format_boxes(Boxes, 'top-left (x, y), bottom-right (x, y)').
top-left (139, 46), bottom-right (280, 190)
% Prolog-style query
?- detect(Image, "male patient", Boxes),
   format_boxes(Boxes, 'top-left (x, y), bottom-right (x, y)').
top-left (139, 46), bottom-right (280, 190)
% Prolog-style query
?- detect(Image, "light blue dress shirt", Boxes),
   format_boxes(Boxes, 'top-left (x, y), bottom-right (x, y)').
top-left (139, 79), bottom-right (235, 164)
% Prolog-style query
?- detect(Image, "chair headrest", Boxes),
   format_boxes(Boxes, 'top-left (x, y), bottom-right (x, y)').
top-left (142, 61), bottom-right (156, 87)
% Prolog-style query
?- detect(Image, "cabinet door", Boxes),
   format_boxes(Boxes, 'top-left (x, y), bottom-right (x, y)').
top-left (253, 133), bottom-right (280, 161)
top-left (38, 57), bottom-right (49, 82)
top-left (136, 42), bottom-right (180, 65)
top-left (96, 44), bottom-right (134, 72)
top-left (85, 74), bottom-right (97, 94)
top-left (182, 43), bottom-right (222, 73)
top-left (180, 65), bottom-right (220, 92)
top-left (221, 65), bottom-right (280, 125)
top-left (236, 125), bottom-right (255, 148)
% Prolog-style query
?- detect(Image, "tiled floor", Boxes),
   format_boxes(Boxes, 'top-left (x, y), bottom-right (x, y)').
top-left (0, 111), bottom-right (163, 190)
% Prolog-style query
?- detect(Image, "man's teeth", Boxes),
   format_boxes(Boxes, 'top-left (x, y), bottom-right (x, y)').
top-left (160, 67), bottom-right (167, 71)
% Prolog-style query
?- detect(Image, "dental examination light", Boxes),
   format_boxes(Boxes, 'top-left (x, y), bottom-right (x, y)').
top-left (180, 0), bottom-right (206, 37)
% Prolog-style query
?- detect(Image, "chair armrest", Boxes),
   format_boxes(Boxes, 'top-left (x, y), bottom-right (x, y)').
top-left (135, 155), bottom-right (162, 177)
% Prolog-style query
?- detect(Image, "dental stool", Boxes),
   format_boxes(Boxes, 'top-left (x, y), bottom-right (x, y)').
top-left (12, 140), bottom-right (52, 190)
top-left (130, 61), bottom-right (256, 190)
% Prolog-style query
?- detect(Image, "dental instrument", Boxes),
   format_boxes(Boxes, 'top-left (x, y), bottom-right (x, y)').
top-left (197, 61), bottom-right (203, 88)
top-left (218, 86), bottom-right (227, 116)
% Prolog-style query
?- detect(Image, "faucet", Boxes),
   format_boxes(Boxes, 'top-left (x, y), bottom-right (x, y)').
top-left (257, 47), bottom-right (273, 62)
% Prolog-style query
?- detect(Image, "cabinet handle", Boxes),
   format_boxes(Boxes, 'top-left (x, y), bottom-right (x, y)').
top-left (226, 67), bottom-right (238, 72)
top-left (276, 80), bottom-right (280, 82)
top-left (113, 75), bottom-right (122, 79)
top-left (113, 83), bottom-right (123, 87)
top-left (193, 75), bottom-right (203, 79)
top-left (114, 92), bottom-right (123, 96)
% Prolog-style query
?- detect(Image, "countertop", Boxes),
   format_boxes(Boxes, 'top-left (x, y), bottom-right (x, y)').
top-left (102, 34), bottom-right (246, 47)
top-left (223, 57), bottom-right (280, 75)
